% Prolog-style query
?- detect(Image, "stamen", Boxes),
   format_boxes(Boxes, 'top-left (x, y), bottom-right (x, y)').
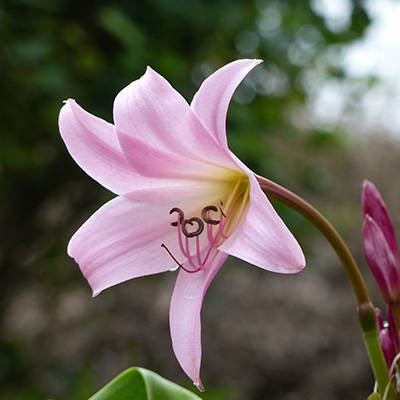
top-left (218, 180), bottom-right (250, 239)
top-left (225, 183), bottom-right (250, 235)
top-left (195, 234), bottom-right (203, 267)
top-left (201, 205), bottom-right (220, 225)
top-left (169, 207), bottom-right (184, 227)
top-left (182, 217), bottom-right (204, 237)
top-left (218, 191), bottom-right (243, 239)
top-left (218, 200), bottom-right (226, 218)
top-left (223, 177), bottom-right (244, 214)
top-left (201, 235), bottom-right (219, 267)
top-left (166, 176), bottom-right (250, 274)
top-left (176, 215), bottom-right (191, 260)
top-left (167, 209), bottom-right (203, 273)
top-left (206, 214), bottom-right (215, 244)
top-left (184, 234), bottom-right (196, 269)
top-left (161, 243), bottom-right (200, 273)
top-left (184, 234), bottom-right (202, 271)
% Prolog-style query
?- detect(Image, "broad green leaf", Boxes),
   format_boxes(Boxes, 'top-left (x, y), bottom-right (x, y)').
top-left (368, 393), bottom-right (381, 400)
top-left (89, 367), bottom-right (202, 400)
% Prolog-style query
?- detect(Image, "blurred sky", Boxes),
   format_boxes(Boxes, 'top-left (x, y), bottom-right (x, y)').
top-left (310, 0), bottom-right (400, 137)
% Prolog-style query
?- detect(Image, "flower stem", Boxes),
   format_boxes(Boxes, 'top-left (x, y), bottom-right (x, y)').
top-left (257, 176), bottom-right (390, 394)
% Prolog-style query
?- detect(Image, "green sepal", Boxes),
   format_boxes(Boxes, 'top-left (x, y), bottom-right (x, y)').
top-left (89, 367), bottom-right (203, 400)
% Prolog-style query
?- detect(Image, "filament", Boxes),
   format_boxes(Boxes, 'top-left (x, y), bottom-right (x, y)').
top-left (166, 175), bottom-right (250, 274)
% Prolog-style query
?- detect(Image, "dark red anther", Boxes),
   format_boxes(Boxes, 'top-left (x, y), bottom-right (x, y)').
top-left (218, 200), bottom-right (226, 218)
top-left (201, 205), bottom-right (220, 225)
top-left (170, 207), bottom-right (184, 227)
top-left (182, 217), bottom-right (204, 237)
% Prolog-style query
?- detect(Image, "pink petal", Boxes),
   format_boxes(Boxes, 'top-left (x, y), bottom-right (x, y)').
top-left (219, 172), bottom-right (305, 273)
top-left (69, 196), bottom-right (182, 296)
top-left (113, 67), bottom-right (237, 179)
top-left (378, 328), bottom-right (395, 368)
top-left (169, 252), bottom-right (228, 391)
top-left (191, 59), bottom-right (262, 149)
top-left (59, 100), bottom-right (137, 195)
top-left (376, 307), bottom-right (384, 331)
top-left (69, 179), bottom-right (230, 296)
top-left (362, 180), bottom-right (399, 263)
top-left (363, 215), bottom-right (400, 304)
top-left (386, 305), bottom-right (399, 353)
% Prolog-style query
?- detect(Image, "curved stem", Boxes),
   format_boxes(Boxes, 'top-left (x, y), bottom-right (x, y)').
top-left (257, 176), bottom-right (390, 394)
top-left (258, 177), bottom-right (367, 302)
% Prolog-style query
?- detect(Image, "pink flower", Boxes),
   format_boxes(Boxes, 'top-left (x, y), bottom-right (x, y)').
top-left (59, 59), bottom-right (305, 390)
top-left (362, 180), bottom-right (400, 367)
top-left (376, 307), bottom-right (398, 368)
top-left (362, 180), bottom-right (400, 308)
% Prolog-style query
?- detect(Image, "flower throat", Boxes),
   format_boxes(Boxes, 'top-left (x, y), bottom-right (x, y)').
top-left (162, 177), bottom-right (250, 273)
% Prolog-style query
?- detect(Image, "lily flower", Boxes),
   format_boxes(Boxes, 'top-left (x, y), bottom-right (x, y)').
top-left (59, 59), bottom-right (305, 390)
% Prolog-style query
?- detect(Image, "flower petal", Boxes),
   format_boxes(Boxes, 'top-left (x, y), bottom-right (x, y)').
top-left (378, 328), bottom-right (395, 368)
top-left (363, 215), bottom-right (400, 304)
top-left (69, 178), bottom-right (232, 296)
top-left (114, 67), bottom-right (237, 179)
top-left (375, 307), bottom-right (384, 331)
top-left (169, 252), bottom-right (228, 391)
top-left (386, 305), bottom-right (400, 353)
top-left (362, 180), bottom-right (399, 263)
top-left (59, 99), bottom-right (137, 195)
top-left (69, 196), bottom-right (181, 296)
top-left (191, 59), bottom-right (262, 149)
top-left (219, 172), bottom-right (305, 273)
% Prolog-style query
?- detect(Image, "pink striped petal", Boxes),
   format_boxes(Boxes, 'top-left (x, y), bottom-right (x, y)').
top-left (59, 100), bottom-right (137, 195)
top-left (69, 179), bottom-right (229, 296)
top-left (363, 215), bottom-right (400, 304)
top-left (169, 252), bottom-right (228, 391)
top-left (69, 196), bottom-right (181, 296)
top-left (219, 172), bottom-right (305, 273)
top-left (191, 59), bottom-right (262, 149)
top-left (113, 67), bottom-right (237, 179)
top-left (362, 180), bottom-right (399, 263)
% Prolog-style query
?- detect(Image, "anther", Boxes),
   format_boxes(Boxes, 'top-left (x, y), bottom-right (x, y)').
top-left (201, 205), bottom-right (220, 225)
top-left (169, 207), bottom-right (184, 227)
top-left (182, 217), bottom-right (204, 237)
top-left (218, 200), bottom-right (226, 218)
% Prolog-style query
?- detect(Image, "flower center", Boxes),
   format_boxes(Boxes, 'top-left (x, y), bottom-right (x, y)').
top-left (162, 176), bottom-right (250, 273)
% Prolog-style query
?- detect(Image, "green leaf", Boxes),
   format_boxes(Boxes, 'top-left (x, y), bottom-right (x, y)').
top-left (368, 392), bottom-right (381, 400)
top-left (89, 367), bottom-right (203, 400)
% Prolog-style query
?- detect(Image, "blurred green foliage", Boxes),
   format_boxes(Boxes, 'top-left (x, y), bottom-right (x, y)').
top-left (1, 0), bottom-right (373, 398)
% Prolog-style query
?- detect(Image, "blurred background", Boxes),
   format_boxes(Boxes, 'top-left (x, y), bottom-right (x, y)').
top-left (2, 0), bottom-right (400, 399)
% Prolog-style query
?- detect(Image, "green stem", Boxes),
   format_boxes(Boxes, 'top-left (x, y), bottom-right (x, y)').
top-left (257, 176), bottom-right (390, 394)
